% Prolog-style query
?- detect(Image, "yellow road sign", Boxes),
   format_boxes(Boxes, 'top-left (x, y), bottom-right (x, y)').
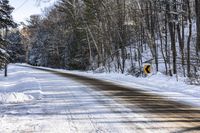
top-left (144, 64), bottom-right (151, 75)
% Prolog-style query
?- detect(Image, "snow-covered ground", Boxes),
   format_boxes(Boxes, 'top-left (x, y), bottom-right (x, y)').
top-left (0, 64), bottom-right (200, 133)
top-left (0, 92), bottom-right (34, 104)
top-left (0, 64), bottom-right (154, 133)
top-left (0, 66), bottom-right (40, 104)
top-left (28, 64), bottom-right (200, 108)
top-left (68, 72), bottom-right (200, 107)
top-left (75, 73), bottom-right (200, 107)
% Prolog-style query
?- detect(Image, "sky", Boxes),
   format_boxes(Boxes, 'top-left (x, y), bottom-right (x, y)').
top-left (9, 0), bottom-right (58, 24)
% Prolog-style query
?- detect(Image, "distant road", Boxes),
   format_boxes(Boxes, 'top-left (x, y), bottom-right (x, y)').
top-left (1, 64), bottom-right (200, 133)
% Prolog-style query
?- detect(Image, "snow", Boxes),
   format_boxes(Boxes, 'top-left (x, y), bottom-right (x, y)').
top-left (71, 71), bottom-right (200, 107)
top-left (0, 48), bottom-right (9, 57)
top-left (0, 64), bottom-right (158, 133)
top-left (27, 64), bottom-right (200, 108)
top-left (0, 65), bottom-right (37, 104)
top-left (0, 48), bottom-right (6, 54)
top-left (0, 92), bottom-right (33, 104)
top-left (0, 64), bottom-right (199, 132)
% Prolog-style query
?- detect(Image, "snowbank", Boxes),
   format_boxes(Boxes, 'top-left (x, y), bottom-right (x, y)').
top-left (0, 64), bottom-right (42, 104)
top-left (0, 93), bottom-right (34, 104)
top-left (71, 71), bottom-right (200, 107)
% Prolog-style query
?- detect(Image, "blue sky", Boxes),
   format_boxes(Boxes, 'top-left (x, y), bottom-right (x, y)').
top-left (9, 0), bottom-right (57, 23)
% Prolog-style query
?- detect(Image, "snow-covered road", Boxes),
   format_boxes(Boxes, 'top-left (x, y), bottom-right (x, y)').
top-left (0, 64), bottom-right (200, 133)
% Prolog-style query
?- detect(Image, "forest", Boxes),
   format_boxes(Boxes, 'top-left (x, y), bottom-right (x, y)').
top-left (1, 0), bottom-right (200, 83)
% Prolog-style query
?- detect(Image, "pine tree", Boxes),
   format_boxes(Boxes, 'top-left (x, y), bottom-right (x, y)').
top-left (0, 0), bottom-right (15, 73)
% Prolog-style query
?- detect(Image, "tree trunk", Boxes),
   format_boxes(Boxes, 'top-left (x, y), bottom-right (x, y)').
top-left (177, 23), bottom-right (186, 77)
top-left (4, 27), bottom-right (8, 77)
top-left (187, 0), bottom-right (192, 77)
top-left (167, 1), bottom-right (177, 74)
top-left (195, 0), bottom-right (200, 52)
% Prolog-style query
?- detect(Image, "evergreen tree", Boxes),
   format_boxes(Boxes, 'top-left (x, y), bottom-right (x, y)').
top-left (0, 0), bottom-right (15, 71)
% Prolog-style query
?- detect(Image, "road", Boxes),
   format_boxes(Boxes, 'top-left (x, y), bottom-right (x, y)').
top-left (1, 65), bottom-right (200, 133)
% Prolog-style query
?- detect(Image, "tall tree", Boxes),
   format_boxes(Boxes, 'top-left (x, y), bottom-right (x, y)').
top-left (195, 0), bottom-right (200, 52)
top-left (23, 0), bottom-right (200, 80)
top-left (0, 0), bottom-right (15, 76)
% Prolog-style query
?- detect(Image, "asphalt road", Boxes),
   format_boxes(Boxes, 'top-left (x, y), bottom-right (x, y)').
top-left (1, 65), bottom-right (200, 133)
top-left (28, 66), bottom-right (200, 133)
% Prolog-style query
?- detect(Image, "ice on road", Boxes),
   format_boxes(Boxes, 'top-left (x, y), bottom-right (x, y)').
top-left (0, 65), bottom-right (150, 133)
